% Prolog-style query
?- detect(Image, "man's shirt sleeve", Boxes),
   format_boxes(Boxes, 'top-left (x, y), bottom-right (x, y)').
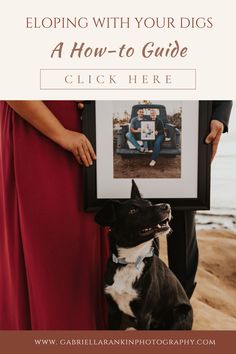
top-left (211, 101), bottom-right (233, 133)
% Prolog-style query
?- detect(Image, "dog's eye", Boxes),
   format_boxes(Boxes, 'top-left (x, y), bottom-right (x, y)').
top-left (128, 208), bottom-right (138, 215)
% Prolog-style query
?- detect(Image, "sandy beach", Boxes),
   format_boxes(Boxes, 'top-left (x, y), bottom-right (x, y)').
top-left (159, 229), bottom-right (236, 330)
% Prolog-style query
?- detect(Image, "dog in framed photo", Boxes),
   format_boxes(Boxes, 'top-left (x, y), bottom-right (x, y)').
top-left (95, 180), bottom-right (193, 330)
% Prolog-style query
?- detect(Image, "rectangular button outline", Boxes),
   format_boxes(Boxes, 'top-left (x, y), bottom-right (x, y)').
top-left (40, 68), bottom-right (196, 90)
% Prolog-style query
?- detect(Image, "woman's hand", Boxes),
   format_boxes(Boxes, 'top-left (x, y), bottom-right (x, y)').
top-left (5, 101), bottom-right (95, 167)
top-left (75, 101), bottom-right (85, 110)
top-left (58, 129), bottom-right (96, 167)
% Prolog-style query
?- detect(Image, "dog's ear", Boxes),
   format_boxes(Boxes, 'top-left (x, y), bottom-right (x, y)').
top-left (94, 201), bottom-right (120, 227)
top-left (131, 179), bottom-right (142, 199)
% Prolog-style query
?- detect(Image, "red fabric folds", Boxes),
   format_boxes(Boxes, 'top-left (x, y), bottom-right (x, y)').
top-left (0, 101), bottom-right (109, 330)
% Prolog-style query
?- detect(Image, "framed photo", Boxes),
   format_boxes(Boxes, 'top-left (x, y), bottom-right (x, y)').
top-left (141, 121), bottom-right (155, 140)
top-left (82, 100), bottom-right (211, 211)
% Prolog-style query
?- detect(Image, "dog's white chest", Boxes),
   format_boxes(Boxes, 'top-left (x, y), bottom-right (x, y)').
top-left (105, 263), bottom-right (144, 317)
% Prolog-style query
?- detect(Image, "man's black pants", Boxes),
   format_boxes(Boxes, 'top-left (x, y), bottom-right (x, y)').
top-left (167, 211), bottom-right (198, 299)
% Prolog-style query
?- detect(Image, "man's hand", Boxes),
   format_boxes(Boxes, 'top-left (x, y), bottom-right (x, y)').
top-left (205, 120), bottom-right (224, 162)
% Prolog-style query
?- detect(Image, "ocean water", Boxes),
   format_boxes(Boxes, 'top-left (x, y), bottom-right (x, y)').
top-left (196, 141), bottom-right (236, 232)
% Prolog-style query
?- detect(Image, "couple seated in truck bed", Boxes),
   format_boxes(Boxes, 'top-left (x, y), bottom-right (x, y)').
top-left (126, 107), bottom-right (166, 167)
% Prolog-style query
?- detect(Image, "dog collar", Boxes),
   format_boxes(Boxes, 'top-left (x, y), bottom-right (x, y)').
top-left (112, 247), bottom-right (154, 270)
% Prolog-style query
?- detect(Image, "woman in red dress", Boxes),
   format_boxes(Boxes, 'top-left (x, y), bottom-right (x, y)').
top-left (0, 101), bottom-right (109, 330)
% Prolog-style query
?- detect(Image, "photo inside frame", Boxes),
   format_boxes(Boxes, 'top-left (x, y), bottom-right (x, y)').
top-left (95, 100), bottom-right (199, 200)
top-left (112, 101), bottom-right (182, 179)
top-left (141, 121), bottom-right (155, 140)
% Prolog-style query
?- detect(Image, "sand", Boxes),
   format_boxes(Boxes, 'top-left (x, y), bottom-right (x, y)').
top-left (159, 229), bottom-right (236, 330)
top-left (113, 154), bottom-right (181, 179)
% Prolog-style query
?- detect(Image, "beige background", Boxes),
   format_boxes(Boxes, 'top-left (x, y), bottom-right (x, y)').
top-left (0, 0), bottom-right (235, 99)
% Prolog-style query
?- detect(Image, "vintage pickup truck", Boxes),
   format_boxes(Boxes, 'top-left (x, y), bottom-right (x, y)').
top-left (116, 103), bottom-right (181, 157)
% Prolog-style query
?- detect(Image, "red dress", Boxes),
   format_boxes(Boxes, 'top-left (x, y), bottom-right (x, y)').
top-left (0, 101), bottom-right (109, 330)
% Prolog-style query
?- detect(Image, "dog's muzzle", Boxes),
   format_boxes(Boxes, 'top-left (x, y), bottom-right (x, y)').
top-left (139, 211), bottom-right (171, 237)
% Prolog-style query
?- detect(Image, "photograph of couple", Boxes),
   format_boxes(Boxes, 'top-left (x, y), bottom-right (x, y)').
top-left (113, 100), bottom-right (182, 178)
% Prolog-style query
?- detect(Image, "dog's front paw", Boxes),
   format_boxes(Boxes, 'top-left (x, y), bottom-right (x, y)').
top-left (125, 327), bottom-right (136, 331)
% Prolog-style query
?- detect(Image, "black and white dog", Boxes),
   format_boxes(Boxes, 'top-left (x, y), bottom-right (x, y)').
top-left (95, 180), bottom-right (193, 330)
